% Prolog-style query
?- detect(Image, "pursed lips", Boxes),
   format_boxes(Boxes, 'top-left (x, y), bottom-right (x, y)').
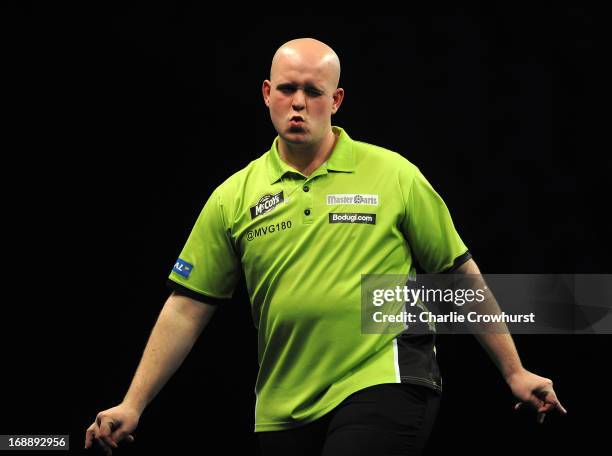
top-left (289, 116), bottom-right (305, 128)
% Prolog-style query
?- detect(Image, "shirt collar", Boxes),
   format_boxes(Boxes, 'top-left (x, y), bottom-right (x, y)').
top-left (266, 125), bottom-right (355, 184)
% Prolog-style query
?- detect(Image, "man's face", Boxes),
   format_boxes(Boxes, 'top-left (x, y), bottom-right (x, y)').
top-left (263, 53), bottom-right (342, 146)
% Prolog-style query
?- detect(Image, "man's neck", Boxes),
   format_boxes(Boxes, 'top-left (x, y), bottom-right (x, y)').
top-left (278, 129), bottom-right (338, 177)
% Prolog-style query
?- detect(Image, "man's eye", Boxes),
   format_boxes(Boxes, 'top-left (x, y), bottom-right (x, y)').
top-left (278, 87), bottom-right (321, 96)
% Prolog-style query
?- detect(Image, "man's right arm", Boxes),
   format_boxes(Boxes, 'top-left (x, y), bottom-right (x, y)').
top-left (122, 291), bottom-right (217, 413)
top-left (85, 291), bottom-right (217, 453)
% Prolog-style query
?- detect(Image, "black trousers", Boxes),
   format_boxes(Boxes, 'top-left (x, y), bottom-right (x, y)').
top-left (257, 382), bottom-right (441, 456)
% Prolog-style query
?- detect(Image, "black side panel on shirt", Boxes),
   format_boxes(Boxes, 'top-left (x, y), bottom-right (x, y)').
top-left (396, 332), bottom-right (443, 393)
top-left (166, 279), bottom-right (229, 306)
top-left (396, 250), bottom-right (472, 393)
top-left (442, 250), bottom-right (472, 273)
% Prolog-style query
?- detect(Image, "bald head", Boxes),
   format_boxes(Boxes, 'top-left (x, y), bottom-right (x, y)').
top-left (270, 38), bottom-right (341, 91)
top-left (263, 38), bottom-right (345, 146)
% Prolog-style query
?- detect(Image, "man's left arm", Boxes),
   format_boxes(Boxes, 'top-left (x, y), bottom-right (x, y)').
top-left (454, 258), bottom-right (568, 424)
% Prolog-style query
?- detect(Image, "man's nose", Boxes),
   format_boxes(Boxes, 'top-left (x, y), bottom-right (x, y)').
top-left (292, 89), bottom-right (306, 111)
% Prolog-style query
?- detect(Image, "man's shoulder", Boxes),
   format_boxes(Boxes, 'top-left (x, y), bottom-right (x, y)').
top-left (353, 138), bottom-right (419, 175)
top-left (214, 150), bottom-right (270, 195)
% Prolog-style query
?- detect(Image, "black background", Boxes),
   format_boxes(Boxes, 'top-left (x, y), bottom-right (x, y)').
top-left (2, 5), bottom-right (608, 455)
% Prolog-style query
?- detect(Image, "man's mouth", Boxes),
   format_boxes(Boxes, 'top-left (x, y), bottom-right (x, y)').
top-left (289, 117), bottom-right (305, 127)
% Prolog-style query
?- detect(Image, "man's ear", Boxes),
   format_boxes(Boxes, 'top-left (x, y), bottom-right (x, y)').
top-left (262, 80), bottom-right (271, 107)
top-left (331, 87), bottom-right (345, 115)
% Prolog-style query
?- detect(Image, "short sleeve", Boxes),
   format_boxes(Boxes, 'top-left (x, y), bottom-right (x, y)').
top-left (400, 168), bottom-right (471, 273)
top-left (167, 188), bottom-right (241, 303)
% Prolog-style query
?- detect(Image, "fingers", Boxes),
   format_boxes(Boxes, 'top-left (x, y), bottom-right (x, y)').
top-left (87, 415), bottom-right (119, 455)
top-left (85, 427), bottom-right (113, 456)
top-left (111, 428), bottom-right (136, 445)
top-left (547, 397), bottom-right (567, 415)
top-left (537, 402), bottom-right (554, 413)
top-left (537, 388), bottom-right (568, 415)
top-left (512, 375), bottom-right (567, 424)
top-left (98, 419), bottom-right (119, 450)
top-left (514, 395), bottom-right (542, 412)
top-left (516, 402), bottom-right (549, 425)
top-left (84, 426), bottom-right (95, 449)
top-left (85, 418), bottom-right (135, 454)
top-left (544, 390), bottom-right (568, 415)
top-left (530, 393), bottom-right (545, 411)
top-left (84, 424), bottom-right (112, 453)
top-left (514, 395), bottom-right (567, 424)
top-left (95, 437), bottom-right (114, 456)
top-left (514, 400), bottom-right (544, 412)
top-left (556, 401), bottom-right (568, 415)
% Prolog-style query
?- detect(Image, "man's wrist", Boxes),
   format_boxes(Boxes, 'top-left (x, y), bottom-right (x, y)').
top-left (504, 365), bottom-right (527, 385)
top-left (122, 396), bottom-right (146, 416)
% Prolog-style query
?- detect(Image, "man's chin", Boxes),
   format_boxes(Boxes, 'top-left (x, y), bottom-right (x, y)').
top-left (282, 129), bottom-right (309, 144)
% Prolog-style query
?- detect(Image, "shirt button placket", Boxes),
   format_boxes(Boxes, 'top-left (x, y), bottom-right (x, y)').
top-left (302, 181), bottom-right (313, 224)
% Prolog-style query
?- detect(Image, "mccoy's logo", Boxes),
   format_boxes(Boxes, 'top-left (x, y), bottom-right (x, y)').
top-left (250, 191), bottom-right (284, 219)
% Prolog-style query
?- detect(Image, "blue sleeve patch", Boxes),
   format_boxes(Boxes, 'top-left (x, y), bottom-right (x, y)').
top-left (173, 258), bottom-right (194, 279)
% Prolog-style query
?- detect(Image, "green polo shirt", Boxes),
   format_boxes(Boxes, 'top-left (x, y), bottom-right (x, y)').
top-left (168, 126), bottom-right (470, 431)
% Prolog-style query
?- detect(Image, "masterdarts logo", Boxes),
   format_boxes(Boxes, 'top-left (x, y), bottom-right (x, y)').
top-left (327, 194), bottom-right (379, 205)
top-left (250, 191), bottom-right (284, 219)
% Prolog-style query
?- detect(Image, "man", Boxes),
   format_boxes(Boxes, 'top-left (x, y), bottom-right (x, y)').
top-left (85, 38), bottom-right (566, 456)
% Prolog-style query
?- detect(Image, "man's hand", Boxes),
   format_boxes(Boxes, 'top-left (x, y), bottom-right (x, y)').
top-left (507, 368), bottom-right (567, 424)
top-left (84, 403), bottom-right (139, 455)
